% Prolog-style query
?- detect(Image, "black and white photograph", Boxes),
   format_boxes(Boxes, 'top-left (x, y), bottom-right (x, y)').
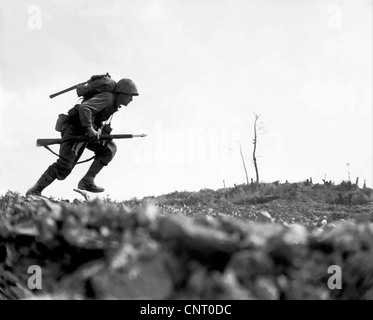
top-left (0, 0), bottom-right (372, 305)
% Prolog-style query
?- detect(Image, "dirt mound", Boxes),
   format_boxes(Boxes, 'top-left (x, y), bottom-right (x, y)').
top-left (1, 190), bottom-right (373, 300)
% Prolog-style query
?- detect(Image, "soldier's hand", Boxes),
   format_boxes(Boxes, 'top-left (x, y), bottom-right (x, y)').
top-left (85, 126), bottom-right (100, 142)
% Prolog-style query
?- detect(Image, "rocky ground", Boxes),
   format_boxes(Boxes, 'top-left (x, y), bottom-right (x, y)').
top-left (0, 181), bottom-right (373, 300)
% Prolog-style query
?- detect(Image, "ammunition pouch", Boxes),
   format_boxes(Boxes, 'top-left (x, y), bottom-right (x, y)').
top-left (67, 104), bottom-right (79, 117)
top-left (55, 114), bottom-right (70, 132)
top-left (101, 123), bottom-right (113, 135)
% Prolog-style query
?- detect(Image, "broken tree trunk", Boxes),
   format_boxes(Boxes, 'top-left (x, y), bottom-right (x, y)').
top-left (253, 114), bottom-right (260, 183)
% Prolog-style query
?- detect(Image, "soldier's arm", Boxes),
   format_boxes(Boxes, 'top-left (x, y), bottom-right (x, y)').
top-left (78, 92), bottom-right (115, 127)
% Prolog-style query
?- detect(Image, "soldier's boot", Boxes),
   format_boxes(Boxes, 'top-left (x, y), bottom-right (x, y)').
top-left (77, 160), bottom-right (105, 193)
top-left (26, 169), bottom-right (56, 197)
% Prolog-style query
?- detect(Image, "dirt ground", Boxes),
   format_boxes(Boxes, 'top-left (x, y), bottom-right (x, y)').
top-left (1, 182), bottom-right (373, 300)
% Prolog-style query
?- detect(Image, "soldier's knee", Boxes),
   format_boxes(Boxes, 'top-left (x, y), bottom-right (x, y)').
top-left (100, 142), bottom-right (117, 165)
top-left (52, 161), bottom-right (74, 180)
top-left (108, 141), bottom-right (117, 156)
top-left (109, 144), bottom-right (117, 158)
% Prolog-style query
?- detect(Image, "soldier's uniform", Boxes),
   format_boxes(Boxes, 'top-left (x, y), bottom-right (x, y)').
top-left (26, 78), bottom-right (139, 196)
top-left (50, 92), bottom-right (118, 181)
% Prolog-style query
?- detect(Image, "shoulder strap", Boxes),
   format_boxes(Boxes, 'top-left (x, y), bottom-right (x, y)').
top-left (43, 145), bottom-right (95, 165)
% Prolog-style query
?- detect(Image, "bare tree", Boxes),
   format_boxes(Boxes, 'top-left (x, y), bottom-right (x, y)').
top-left (253, 114), bottom-right (261, 183)
top-left (238, 141), bottom-right (249, 185)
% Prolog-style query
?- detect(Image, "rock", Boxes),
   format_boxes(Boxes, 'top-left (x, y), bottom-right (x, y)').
top-left (12, 222), bottom-right (39, 237)
top-left (252, 277), bottom-right (279, 300)
top-left (221, 270), bottom-right (256, 300)
top-left (242, 223), bottom-right (284, 248)
top-left (160, 251), bottom-right (190, 288)
top-left (57, 261), bottom-right (106, 299)
top-left (227, 250), bottom-right (275, 284)
top-left (152, 215), bottom-right (241, 270)
top-left (88, 251), bottom-right (173, 299)
top-left (216, 216), bottom-right (251, 241)
top-left (267, 237), bottom-right (298, 270)
top-left (135, 201), bottom-right (158, 227)
top-left (39, 198), bottom-right (62, 220)
top-left (177, 263), bottom-right (254, 300)
top-left (257, 211), bottom-right (274, 223)
top-left (283, 224), bottom-right (308, 245)
top-left (62, 220), bottom-right (106, 250)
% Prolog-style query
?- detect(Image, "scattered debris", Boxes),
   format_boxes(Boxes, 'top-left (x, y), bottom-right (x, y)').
top-left (73, 189), bottom-right (90, 201)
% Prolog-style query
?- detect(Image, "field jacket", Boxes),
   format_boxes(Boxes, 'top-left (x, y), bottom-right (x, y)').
top-left (67, 92), bottom-right (118, 134)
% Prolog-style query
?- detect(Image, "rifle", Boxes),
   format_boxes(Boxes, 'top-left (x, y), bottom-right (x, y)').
top-left (36, 134), bottom-right (147, 147)
top-left (49, 73), bottom-right (112, 99)
top-left (49, 81), bottom-right (89, 99)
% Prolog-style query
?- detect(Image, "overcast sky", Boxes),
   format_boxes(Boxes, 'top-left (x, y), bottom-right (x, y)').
top-left (0, 0), bottom-right (372, 201)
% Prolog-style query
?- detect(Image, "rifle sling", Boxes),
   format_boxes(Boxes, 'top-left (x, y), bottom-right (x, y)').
top-left (43, 145), bottom-right (95, 165)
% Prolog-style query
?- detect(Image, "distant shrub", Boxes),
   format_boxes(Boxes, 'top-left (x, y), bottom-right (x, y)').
top-left (350, 190), bottom-right (373, 205)
top-left (362, 188), bottom-right (373, 199)
top-left (335, 181), bottom-right (357, 192)
top-left (326, 190), bottom-right (372, 205)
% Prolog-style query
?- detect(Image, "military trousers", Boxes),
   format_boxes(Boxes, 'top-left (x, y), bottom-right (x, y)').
top-left (46, 126), bottom-right (117, 180)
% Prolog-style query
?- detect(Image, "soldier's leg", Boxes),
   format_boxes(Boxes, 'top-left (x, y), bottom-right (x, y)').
top-left (47, 141), bottom-right (85, 180)
top-left (25, 168), bottom-right (56, 197)
top-left (77, 141), bottom-right (117, 193)
top-left (26, 129), bottom-right (85, 196)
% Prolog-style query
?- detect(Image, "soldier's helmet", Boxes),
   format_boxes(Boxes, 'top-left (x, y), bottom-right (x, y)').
top-left (115, 78), bottom-right (139, 96)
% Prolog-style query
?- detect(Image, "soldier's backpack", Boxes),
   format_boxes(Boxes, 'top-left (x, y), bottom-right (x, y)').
top-left (53, 73), bottom-right (116, 132)
top-left (49, 73), bottom-right (117, 100)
